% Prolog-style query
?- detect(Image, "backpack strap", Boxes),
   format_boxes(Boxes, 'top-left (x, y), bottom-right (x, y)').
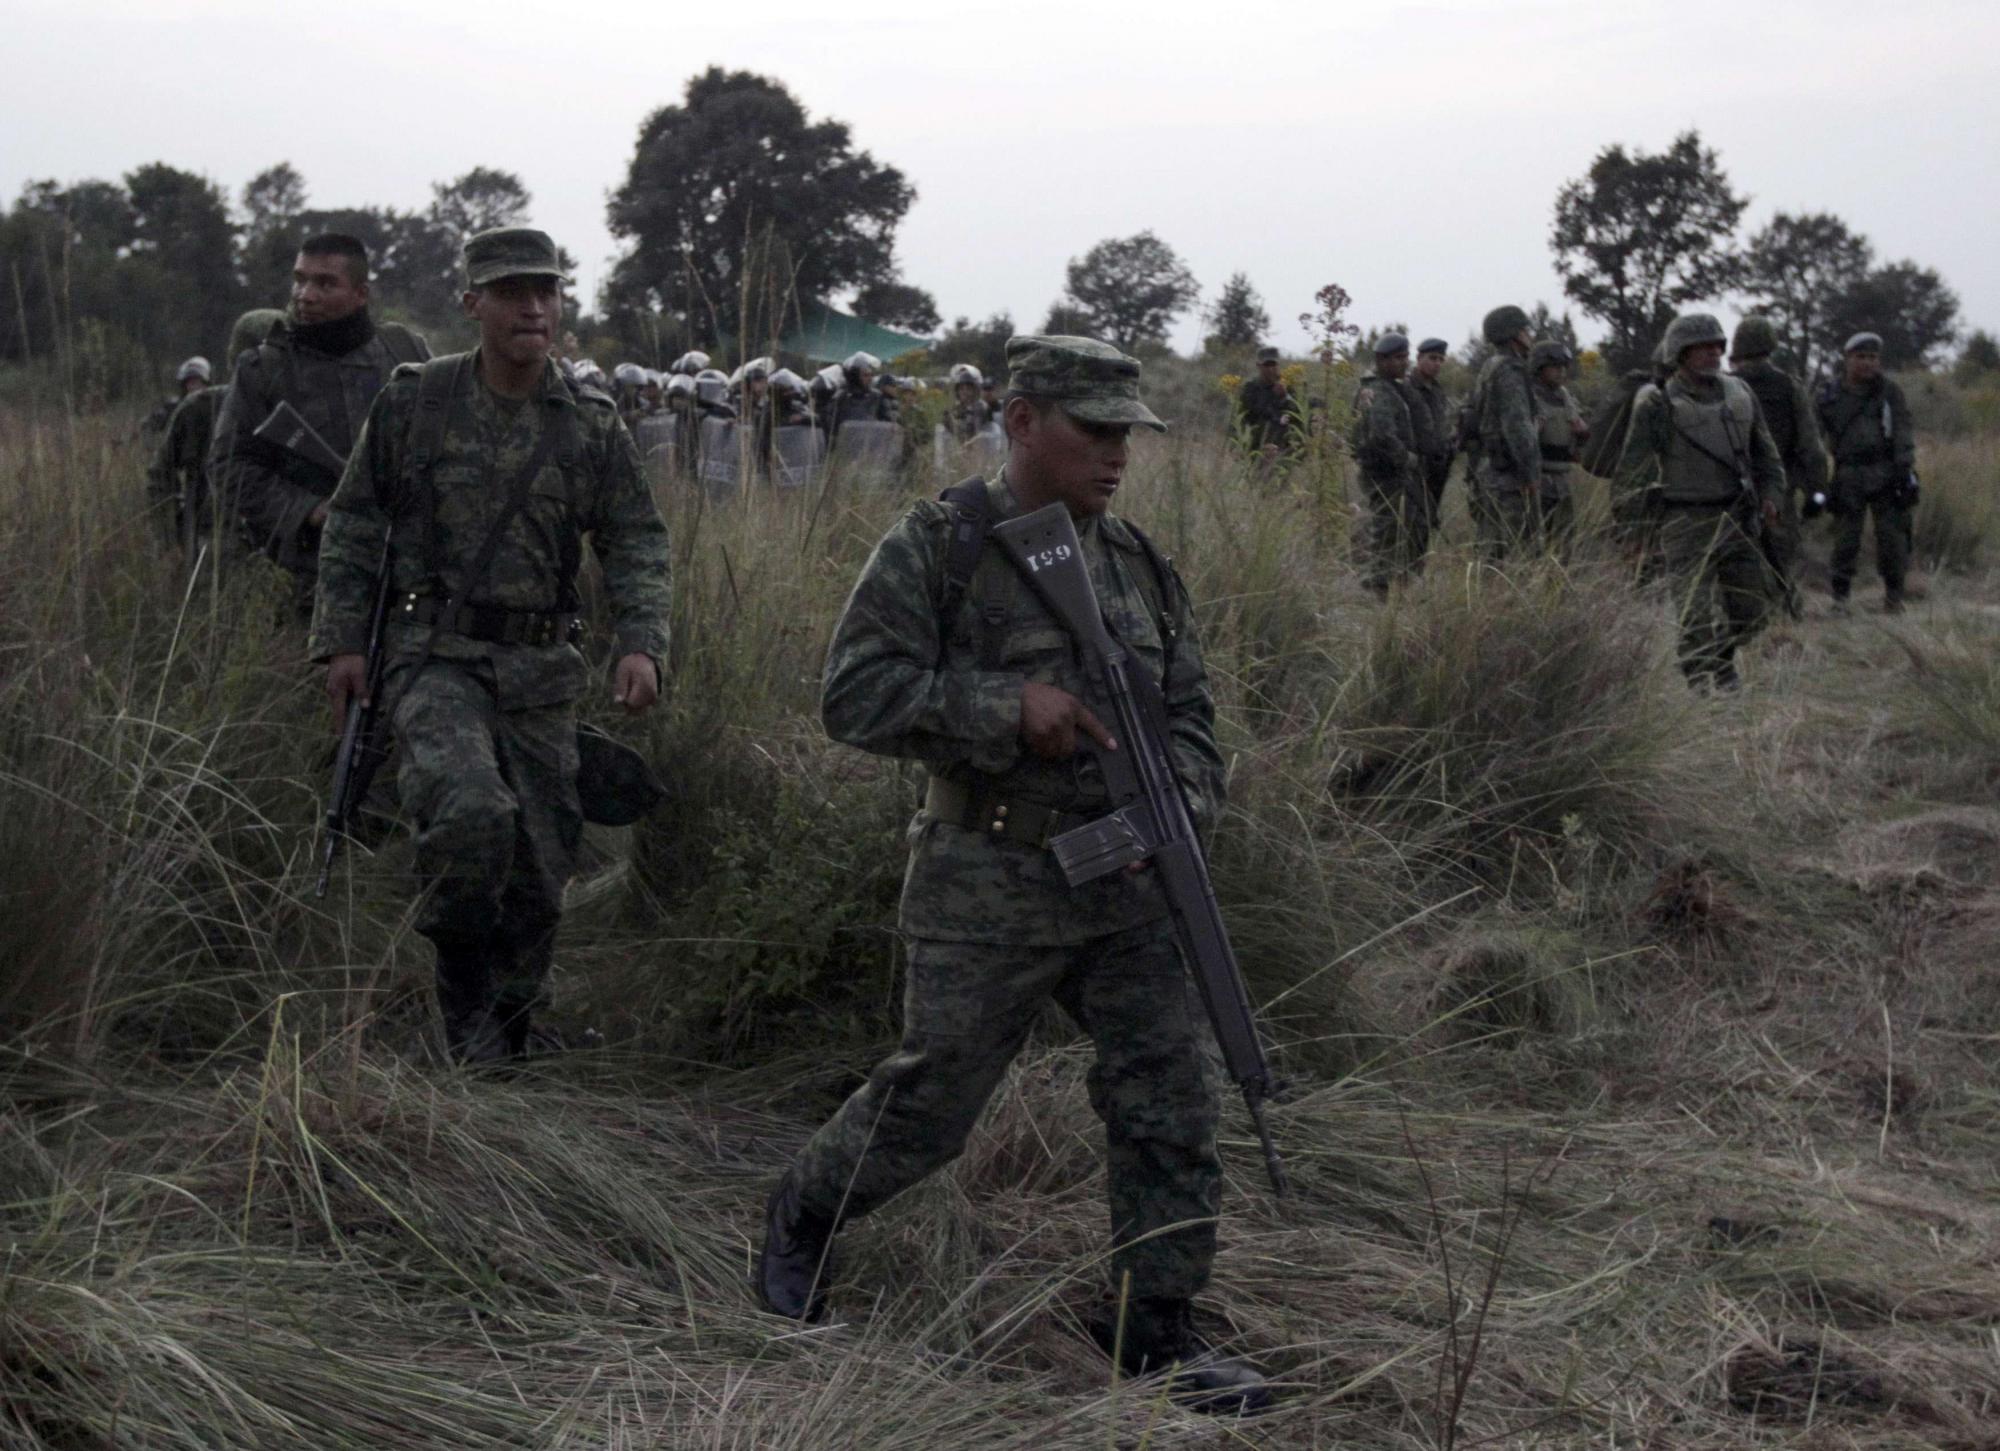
top-left (551, 378), bottom-right (589, 610)
top-left (937, 474), bottom-right (990, 620)
top-left (397, 355), bottom-right (470, 594)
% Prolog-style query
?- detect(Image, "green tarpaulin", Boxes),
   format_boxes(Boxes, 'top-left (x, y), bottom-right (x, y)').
top-left (773, 302), bottom-right (933, 366)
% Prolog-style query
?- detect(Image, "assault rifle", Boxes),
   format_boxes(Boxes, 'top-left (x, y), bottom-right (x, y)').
top-left (253, 400), bottom-right (348, 483)
top-left (314, 524), bottom-right (396, 898)
top-left (989, 504), bottom-right (1289, 1196)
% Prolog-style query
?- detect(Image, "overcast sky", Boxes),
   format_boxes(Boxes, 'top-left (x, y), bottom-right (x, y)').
top-left (5, 0), bottom-right (1993, 356)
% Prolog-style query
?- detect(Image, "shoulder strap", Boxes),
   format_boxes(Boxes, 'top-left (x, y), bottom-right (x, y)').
top-left (1119, 520), bottom-right (1182, 680)
top-left (936, 474), bottom-right (990, 619)
top-left (398, 355), bottom-right (469, 591)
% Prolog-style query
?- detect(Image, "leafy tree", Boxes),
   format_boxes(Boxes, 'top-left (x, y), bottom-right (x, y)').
top-left (1740, 211), bottom-right (1872, 375)
top-left (1824, 261), bottom-right (1959, 370)
top-left (429, 167), bottom-right (530, 243)
top-left (1204, 271), bottom-right (1270, 351)
top-left (1039, 300), bottom-right (1092, 336)
top-left (852, 278), bottom-right (940, 335)
top-left (933, 312), bottom-right (1014, 382)
top-left (1549, 131), bottom-right (1746, 370)
top-left (124, 163), bottom-right (241, 357)
top-left (1058, 231), bottom-right (1199, 352)
top-left (1956, 328), bottom-right (2000, 379)
top-left (240, 162), bottom-right (309, 307)
top-left (604, 68), bottom-right (915, 345)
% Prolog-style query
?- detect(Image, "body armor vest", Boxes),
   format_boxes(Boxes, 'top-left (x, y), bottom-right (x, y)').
top-left (1735, 364), bottom-right (1798, 459)
top-left (1661, 374), bottom-right (1757, 504)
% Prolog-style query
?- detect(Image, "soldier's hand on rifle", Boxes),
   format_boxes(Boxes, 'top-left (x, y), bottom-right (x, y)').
top-left (612, 653), bottom-right (659, 714)
top-left (1761, 498), bottom-right (1780, 528)
top-left (1020, 681), bottom-right (1116, 762)
top-left (307, 501), bottom-right (330, 528)
top-left (326, 653), bottom-right (368, 727)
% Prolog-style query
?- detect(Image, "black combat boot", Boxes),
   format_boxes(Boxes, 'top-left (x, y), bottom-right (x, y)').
top-left (755, 1171), bottom-right (837, 1322)
top-left (433, 938), bottom-right (508, 1066)
top-left (1096, 1296), bottom-right (1273, 1415)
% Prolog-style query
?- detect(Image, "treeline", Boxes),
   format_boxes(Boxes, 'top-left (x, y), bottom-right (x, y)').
top-left (0, 161), bottom-right (544, 387)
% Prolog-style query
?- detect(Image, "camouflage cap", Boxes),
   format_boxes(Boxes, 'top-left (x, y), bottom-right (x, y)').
top-left (463, 227), bottom-right (571, 289)
top-left (1417, 337), bottom-right (1449, 356)
top-left (1730, 315), bottom-right (1778, 361)
top-left (1844, 331), bottom-right (1883, 355)
top-left (1373, 332), bottom-right (1410, 357)
top-left (1255, 345), bottom-right (1281, 364)
top-left (1004, 334), bottom-right (1166, 432)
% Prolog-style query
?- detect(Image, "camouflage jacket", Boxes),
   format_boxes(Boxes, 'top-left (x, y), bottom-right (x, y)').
top-left (1732, 359), bottom-right (1828, 494)
top-left (1531, 379), bottom-right (1585, 496)
top-left (1613, 371), bottom-right (1786, 518)
top-left (821, 470), bottom-right (1226, 945)
top-left (210, 318), bottom-right (429, 572)
top-left (308, 352), bottom-right (672, 712)
top-left (1816, 375), bottom-right (1914, 498)
top-left (1407, 372), bottom-right (1452, 463)
top-left (1350, 371), bottom-right (1420, 486)
top-left (146, 385), bottom-right (227, 527)
top-left (1472, 351), bottom-right (1540, 486)
top-left (1236, 377), bottom-right (1299, 452)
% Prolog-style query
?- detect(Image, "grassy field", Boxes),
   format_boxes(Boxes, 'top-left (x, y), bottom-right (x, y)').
top-left (3, 394), bottom-right (1999, 1448)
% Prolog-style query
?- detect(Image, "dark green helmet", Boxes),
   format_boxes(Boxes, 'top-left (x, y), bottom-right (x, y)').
top-left (1662, 312), bottom-right (1727, 360)
top-left (1528, 339), bottom-right (1572, 373)
top-left (228, 307), bottom-right (286, 365)
top-left (1482, 305), bottom-right (1530, 345)
top-left (1730, 315), bottom-right (1777, 361)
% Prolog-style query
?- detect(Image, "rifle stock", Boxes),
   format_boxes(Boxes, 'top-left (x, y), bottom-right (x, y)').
top-left (255, 400), bottom-right (349, 481)
top-left (989, 504), bottom-right (1288, 1195)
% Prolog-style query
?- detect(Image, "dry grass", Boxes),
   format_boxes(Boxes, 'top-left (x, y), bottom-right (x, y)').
top-left (4, 400), bottom-right (2000, 1447)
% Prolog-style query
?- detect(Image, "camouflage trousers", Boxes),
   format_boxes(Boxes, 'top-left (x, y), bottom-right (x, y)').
top-left (1829, 490), bottom-right (1911, 605)
top-left (1358, 471), bottom-right (1430, 593)
top-left (1473, 474), bottom-right (1571, 560)
top-left (790, 919), bottom-right (1224, 1300)
top-left (1650, 504), bottom-right (1776, 681)
top-left (389, 658), bottom-right (581, 1009)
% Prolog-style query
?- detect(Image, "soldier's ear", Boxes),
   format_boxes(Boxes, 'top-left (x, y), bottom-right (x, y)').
top-left (461, 289), bottom-right (481, 321)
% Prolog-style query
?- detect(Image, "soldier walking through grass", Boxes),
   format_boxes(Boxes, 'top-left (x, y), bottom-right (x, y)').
top-left (1351, 332), bottom-right (1426, 593)
top-left (309, 228), bottom-right (671, 1064)
top-left (1729, 316), bottom-right (1827, 613)
top-left (1469, 305), bottom-right (1543, 558)
top-left (212, 233), bottom-right (429, 610)
top-left (756, 334), bottom-right (1270, 1415)
top-left (1408, 338), bottom-right (1454, 545)
top-left (1818, 331), bottom-right (1917, 614)
top-left (1612, 313), bottom-right (1786, 690)
top-left (1527, 339), bottom-right (1586, 556)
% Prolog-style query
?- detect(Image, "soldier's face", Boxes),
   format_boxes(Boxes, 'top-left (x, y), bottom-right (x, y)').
top-left (1007, 399), bottom-right (1131, 518)
top-left (1258, 361), bottom-right (1280, 382)
top-left (956, 382), bottom-right (977, 404)
top-left (465, 276), bottom-right (562, 367)
top-left (1681, 341), bottom-right (1725, 379)
top-left (291, 252), bottom-right (368, 324)
top-left (1846, 351), bottom-right (1882, 384)
top-left (181, 377), bottom-right (207, 396)
top-left (1416, 352), bottom-right (1444, 380)
top-left (1378, 352), bottom-right (1410, 380)
top-left (1537, 364), bottom-right (1563, 387)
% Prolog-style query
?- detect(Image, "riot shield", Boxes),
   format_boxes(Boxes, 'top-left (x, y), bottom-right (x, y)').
top-left (830, 420), bottom-right (902, 485)
top-left (698, 417), bottom-right (741, 494)
top-left (772, 425), bottom-right (824, 490)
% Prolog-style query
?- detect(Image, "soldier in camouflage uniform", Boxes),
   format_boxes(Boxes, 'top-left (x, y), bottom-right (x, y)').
top-left (1235, 345), bottom-right (1299, 469)
top-left (1350, 333), bottom-right (1425, 593)
top-left (1408, 338), bottom-right (1454, 542)
top-left (757, 334), bottom-right (1269, 1415)
top-left (1729, 316), bottom-right (1827, 612)
top-left (148, 310), bottom-right (286, 564)
top-left (140, 357), bottom-right (211, 443)
top-left (1613, 313), bottom-right (1785, 690)
top-left (212, 233), bottom-right (429, 603)
top-left (1469, 305), bottom-right (1543, 558)
top-left (1528, 339), bottom-right (1587, 556)
top-left (310, 228), bottom-right (671, 1063)
top-left (1817, 331), bottom-right (1916, 614)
